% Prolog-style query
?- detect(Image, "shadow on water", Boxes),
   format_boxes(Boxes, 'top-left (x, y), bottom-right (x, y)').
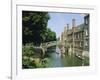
top-left (44, 46), bottom-right (56, 57)
top-left (44, 46), bottom-right (89, 68)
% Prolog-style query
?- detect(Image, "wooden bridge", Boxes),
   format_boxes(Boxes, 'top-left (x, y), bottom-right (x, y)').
top-left (24, 41), bottom-right (57, 58)
top-left (39, 41), bottom-right (57, 57)
top-left (40, 41), bottom-right (57, 50)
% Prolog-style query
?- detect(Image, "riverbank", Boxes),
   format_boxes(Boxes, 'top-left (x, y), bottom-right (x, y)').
top-left (22, 44), bottom-right (89, 69)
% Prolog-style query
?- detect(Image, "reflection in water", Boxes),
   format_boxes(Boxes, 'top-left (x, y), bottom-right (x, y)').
top-left (48, 46), bottom-right (61, 67)
top-left (46, 46), bottom-right (89, 68)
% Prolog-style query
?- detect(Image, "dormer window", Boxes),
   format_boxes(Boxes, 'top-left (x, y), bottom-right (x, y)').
top-left (85, 18), bottom-right (88, 25)
top-left (84, 14), bottom-right (89, 25)
top-left (86, 19), bottom-right (88, 24)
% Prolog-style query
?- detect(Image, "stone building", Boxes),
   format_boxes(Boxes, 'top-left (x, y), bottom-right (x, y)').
top-left (60, 14), bottom-right (89, 59)
top-left (66, 19), bottom-right (84, 57)
top-left (83, 14), bottom-right (89, 57)
top-left (60, 25), bottom-right (68, 54)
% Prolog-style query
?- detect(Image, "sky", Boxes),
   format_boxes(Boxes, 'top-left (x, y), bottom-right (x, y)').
top-left (47, 12), bottom-right (85, 38)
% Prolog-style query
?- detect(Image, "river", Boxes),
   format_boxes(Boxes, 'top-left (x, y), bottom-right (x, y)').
top-left (44, 46), bottom-right (89, 68)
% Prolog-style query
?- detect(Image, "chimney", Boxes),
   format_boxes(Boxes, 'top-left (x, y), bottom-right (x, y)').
top-left (72, 19), bottom-right (75, 55)
top-left (67, 24), bottom-right (69, 30)
top-left (72, 18), bottom-right (76, 27)
top-left (72, 18), bottom-right (76, 32)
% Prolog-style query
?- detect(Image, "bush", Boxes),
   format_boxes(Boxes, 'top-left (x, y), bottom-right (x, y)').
top-left (22, 44), bottom-right (36, 68)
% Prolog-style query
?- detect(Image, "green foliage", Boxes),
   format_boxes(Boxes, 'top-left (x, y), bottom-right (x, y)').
top-left (22, 11), bottom-right (57, 68)
top-left (45, 28), bottom-right (56, 42)
top-left (22, 11), bottom-right (50, 45)
top-left (22, 44), bottom-right (38, 68)
top-left (22, 11), bottom-right (56, 46)
top-left (22, 44), bottom-right (34, 57)
top-left (22, 44), bottom-right (49, 68)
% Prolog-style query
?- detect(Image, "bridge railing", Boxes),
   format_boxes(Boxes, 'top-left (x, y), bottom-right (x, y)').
top-left (40, 41), bottom-right (57, 48)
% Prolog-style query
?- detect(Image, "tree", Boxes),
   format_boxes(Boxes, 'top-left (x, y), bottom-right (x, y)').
top-left (45, 28), bottom-right (56, 42)
top-left (22, 11), bottom-right (50, 45)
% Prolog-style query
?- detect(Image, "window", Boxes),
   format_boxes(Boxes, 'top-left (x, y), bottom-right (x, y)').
top-left (85, 18), bottom-right (88, 25)
top-left (85, 41), bottom-right (88, 46)
top-left (80, 42), bottom-right (83, 47)
top-left (86, 19), bottom-right (88, 24)
top-left (85, 29), bottom-right (88, 36)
